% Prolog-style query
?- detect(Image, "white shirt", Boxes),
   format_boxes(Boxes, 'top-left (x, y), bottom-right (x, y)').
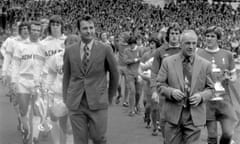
top-left (11, 39), bottom-right (45, 84)
top-left (45, 51), bottom-right (64, 95)
top-left (1, 36), bottom-right (28, 76)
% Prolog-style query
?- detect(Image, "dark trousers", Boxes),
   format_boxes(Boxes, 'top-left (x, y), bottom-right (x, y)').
top-left (69, 95), bottom-right (108, 144)
top-left (164, 108), bottom-right (201, 144)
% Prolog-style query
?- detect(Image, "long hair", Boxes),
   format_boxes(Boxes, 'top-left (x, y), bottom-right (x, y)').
top-left (48, 15), bottom-right (64, 35)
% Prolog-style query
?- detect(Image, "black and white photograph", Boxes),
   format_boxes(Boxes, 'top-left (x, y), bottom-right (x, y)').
top-left (0, 0), bottom-right (240, 144)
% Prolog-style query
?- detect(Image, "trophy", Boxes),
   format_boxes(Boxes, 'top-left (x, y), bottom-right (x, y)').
top-left (211, 57), bottom-right (224, 101)
top-left (35, 86), bottom-right (53, 132)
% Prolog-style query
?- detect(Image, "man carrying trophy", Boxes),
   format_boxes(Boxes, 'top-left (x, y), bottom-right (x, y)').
top-left (197, 26), bottom-right (237, 144)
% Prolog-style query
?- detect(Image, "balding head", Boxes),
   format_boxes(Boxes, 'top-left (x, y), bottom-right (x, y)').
top-left (180, 30), bottom-right (198, 57)
top-left (180, 30), bottom-right (198, 43)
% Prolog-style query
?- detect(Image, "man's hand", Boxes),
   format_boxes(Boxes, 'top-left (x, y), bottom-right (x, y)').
top-left (189, 93), bottom-right (202, 107)
top-left (171, 89), bottom-right (185, 101)
top-left (152, 91), bottom-right (159, 103)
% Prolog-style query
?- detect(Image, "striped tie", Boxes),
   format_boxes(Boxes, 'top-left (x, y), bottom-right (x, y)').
top-left (82, 45), bottom-right (90, 72)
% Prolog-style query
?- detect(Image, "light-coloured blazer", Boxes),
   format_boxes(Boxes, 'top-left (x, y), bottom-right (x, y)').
top-left (63, 40), bottom-right (119, 110)
top-left (156, 53), bottom-right (214, 126)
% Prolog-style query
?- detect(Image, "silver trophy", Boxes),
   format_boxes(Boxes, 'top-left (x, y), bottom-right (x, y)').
top-left (35, 87), bottom-right (53, 132)
top-left (211, 57), bottom-right (224, 101)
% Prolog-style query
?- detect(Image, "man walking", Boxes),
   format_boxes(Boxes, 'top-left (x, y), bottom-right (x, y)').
top-left (156, 30), bottom-right (214, 144)
top-left (63, 15), bottom-right (119, 144)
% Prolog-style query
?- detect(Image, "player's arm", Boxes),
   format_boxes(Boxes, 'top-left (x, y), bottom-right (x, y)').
top-left (63, 48), bottom-right (71, 103)
top-left (105, 45), bottom-right (119, 104)
top-left (45, 56), bottom-right (58, 92)
top-left (11, 47), bottom-right (21, 91)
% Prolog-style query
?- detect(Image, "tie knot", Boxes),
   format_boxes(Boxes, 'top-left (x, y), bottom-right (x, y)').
top-left (84, 45), bottom-right (89, 52)
top-left (183, 56), bottom-right (191, 64)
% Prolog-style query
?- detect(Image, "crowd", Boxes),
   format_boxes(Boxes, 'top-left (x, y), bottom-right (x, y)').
top-left (1, 0), bottom-right (240, 144)
top-left (1, 0), bottom-right (240, 49)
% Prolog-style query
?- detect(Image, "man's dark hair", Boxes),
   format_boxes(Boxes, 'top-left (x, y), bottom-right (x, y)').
top-left (205, 26), bottom-right (223, 40)
top-left (149, 37), bottom-right (161, 48)
top-left (127, 36), bottom-right (137, 45)
top-left (18, 21), bottom-right (30, 35)
top-left (77, 15), bottom-right (94, 31)
top-left (48, 15), bottom-right (64, 35)
top-left (166, 22), bottom-right (182, 42)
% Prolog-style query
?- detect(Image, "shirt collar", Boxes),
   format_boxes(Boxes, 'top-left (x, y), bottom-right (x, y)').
top-left (81, 39), bottom-right (94, 50)
top-left (47, 34), bottom-right (66, 40)
top-left (205, 47), bottom-right (220, 53)
top-left (180, 52), bottom-right (195, 64)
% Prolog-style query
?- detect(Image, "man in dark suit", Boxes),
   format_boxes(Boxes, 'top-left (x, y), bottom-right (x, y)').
top-left (156, 30), bottom-right (215, 144)
top-left (63, 15), bottom-right (119, 144)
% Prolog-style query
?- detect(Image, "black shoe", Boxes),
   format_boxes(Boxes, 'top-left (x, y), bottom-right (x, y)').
top-left (115, 97), bottom-right (121, 104)
top-left (146, 120), bottom-right (151, 129)
top-left (152, 129), bottom-right (158, 136)
top-left (122, 102), bottom-right (129, 107)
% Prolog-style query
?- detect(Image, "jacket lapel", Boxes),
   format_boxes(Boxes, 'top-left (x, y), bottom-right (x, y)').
top-left (190, 55), bottom-right (202, 95)
top-left (173, 54), bottom-right (184, 91)
top-left (73, 41), bottom-right (84, 73)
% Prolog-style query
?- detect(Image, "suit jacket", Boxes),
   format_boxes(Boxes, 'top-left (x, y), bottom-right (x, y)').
top-left (156, 53), bottom-right (214, 126)
top-left (63, 40), bottom-right (119, 110)
top-left (150, 44), bottom-right (181, 91)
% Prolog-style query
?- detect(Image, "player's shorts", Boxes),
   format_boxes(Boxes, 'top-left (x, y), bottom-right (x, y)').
top-left (17, 77), bottom-right (35, 94)
top-left (207, 95), bottom-right (237, 122)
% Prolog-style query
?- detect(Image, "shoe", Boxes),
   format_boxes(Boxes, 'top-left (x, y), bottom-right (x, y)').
top-left (146, 120), bottom-right (151, 129)
top-left (135, 107), bottom-right (142, 115)
top-left (22, 128), bottom-right (29, 144)
top-left (128, 111), bottom-right (135, 117)
top-left (152, 129), bottom-right (158, 136)
top-left (122, 102), bottom-right (129, 107)
top-left (115, 97), bottom-right (121, 104)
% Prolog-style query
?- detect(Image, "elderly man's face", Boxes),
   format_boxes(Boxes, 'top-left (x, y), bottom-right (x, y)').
top-left (181, 32), bottom-right (198, 57)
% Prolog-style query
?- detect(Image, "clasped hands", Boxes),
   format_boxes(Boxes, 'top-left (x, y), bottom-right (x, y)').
top-left (172, 89), bottom-right (202, 107)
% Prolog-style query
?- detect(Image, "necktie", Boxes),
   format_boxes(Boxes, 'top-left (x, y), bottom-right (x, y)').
top-left (82, 45), bottom-right (90, 72)
top-left (182, 57), bottom-right (192, 107)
